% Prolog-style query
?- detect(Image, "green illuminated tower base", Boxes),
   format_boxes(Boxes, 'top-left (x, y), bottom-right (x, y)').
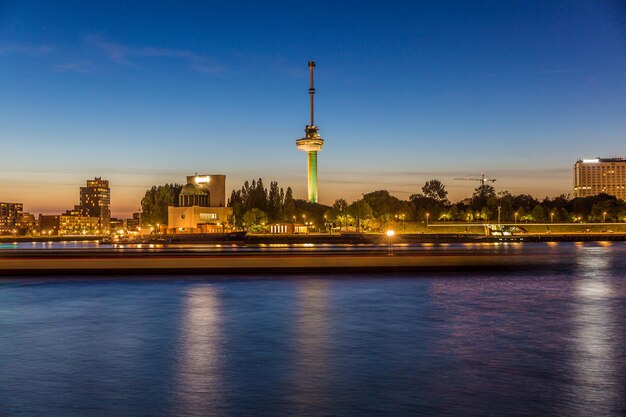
top-left (308, 150), bottom-right (318, 203)
top-left (296, 126), bottom-right (323, 203)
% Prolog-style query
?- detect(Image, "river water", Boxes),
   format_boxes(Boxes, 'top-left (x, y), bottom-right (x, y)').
top-left (1, 243), bottom-right (625, 416)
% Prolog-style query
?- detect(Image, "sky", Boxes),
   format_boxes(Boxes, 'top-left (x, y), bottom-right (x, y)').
top-left (1, 0), bottom-right (625, 217)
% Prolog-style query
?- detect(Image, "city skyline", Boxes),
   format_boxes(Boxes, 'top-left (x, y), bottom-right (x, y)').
top-left (1, 1), bottom-right (626, 217)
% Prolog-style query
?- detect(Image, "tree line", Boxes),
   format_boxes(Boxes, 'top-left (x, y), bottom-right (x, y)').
top-left (139, 178), bottom-right (626, 230)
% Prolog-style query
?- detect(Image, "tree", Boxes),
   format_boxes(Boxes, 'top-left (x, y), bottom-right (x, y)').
top-left (283, 187), bottom-right (296, 220)
top-left (332, 198), bottom-right (348, 212)
top-left (471, 184), bottom-right (496, 211)
top-left (409, 193), bottom-right (446, 222)
top-left (348, 199), bottom-right (373, 232)
top-left (229, 179), bottom-right (298, 226)
top-left (324, 199), bottom-right (351, 231)
top-left (243, 208), bottom-right (268, 233)
top-left (531, 204), bottom-right (548, 223)
top-left (140, 183), bottom-right (183, 226)
top-left (422, 179), bottom-right (448, 203)
top-left (362, 190), bottom-right (401, 221)
top-left (590, 199), bottom-right (626, 222)
top-left (267, 181), bottom-right (283, 221)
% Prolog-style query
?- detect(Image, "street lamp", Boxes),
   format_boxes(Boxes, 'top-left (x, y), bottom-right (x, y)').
top-left (550, 212), bottom-right (554, 223)
top-left (603, 211), bottom-right (607, 223)
top-left (514, 212), bottom-right (518, 224)
top-left (426, 212), bottom-right (430, 228)
top-left (386, 230), bottom-right (395, 254)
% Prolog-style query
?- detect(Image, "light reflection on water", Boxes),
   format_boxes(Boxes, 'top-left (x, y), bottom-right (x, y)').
top-left (569, 246), bottom-right (619, 416)
top-left (291, 281), bottom-right (331, 415)
top-left (174, 285), bottom-right (222, 415)
top-left (0, 243), bottom-right (625, 416)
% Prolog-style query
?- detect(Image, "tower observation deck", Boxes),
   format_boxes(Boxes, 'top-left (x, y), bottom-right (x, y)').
top-left (296, 60), bottom-right (324, 203)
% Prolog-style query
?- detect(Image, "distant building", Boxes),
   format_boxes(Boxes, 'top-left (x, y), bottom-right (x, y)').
top-left (59, 208), bottom-right (100, 235)
top-left (167, 174), bottom-right (232, 233)
top-left (269, 223), bottom-right (308, 234)
top-left (0, 202), bottom-right (23, 235)
top-left (574, 158), bottom-right (626, 200)
top-left (109, 218), bottom-right (124, 231)
top-left (125, 212), bottom-right (141, 231)
top-left (39, 214), bottom-right (60, 236)
top-left (50, 177), bottom-right (110, 235)
top-left (18, 212), bottom-right (37, 235)
top-left (80, 177), bottom-right (111, 231)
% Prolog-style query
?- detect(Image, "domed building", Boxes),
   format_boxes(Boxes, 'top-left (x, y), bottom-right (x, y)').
top-left (167, 174), bottom-right (233, 233)
top-left (179, 183), bottom-right (209, 207)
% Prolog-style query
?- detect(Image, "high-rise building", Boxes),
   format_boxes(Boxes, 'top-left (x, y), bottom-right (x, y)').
top-left (0, 202), bottom-right (23, 235)
top-left (574, 158), bottom-right (626, 200)
top-left (80, 177), bottom-right (111, 231)
top-left (296, 60), bottom-right (324, 203)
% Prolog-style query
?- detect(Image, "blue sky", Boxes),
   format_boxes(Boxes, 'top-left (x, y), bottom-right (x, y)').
top-left (1, 0), bottom-right (625, 216)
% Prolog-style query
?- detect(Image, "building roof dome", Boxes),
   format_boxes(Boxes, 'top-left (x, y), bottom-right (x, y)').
top-left (180, 183), bottom-right (206, 196)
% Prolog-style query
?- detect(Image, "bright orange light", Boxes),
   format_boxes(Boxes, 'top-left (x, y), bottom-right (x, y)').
top-left (386, 230), bottom-right (395, 237)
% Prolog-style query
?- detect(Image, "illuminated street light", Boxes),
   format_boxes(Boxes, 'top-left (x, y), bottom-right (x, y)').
top-left (603, 211), bottom-right (607, 223)
top-left (426, 212), bottom-right (430, 227)
top-left (386, 229), bottom-right (395, 254)
top-left (551, 212), bottom-right (554, 223)
top-left (514, 212), bottom-right (518, 224)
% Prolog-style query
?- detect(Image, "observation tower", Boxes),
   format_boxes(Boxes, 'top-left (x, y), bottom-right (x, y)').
top-left (296, 60), bottom-right (324, 203)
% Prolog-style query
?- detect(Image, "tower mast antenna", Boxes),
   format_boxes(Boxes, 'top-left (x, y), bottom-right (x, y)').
top-left (309, 60), bottom-right (315, 126)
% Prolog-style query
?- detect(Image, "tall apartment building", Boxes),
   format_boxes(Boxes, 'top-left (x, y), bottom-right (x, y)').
top-left (574, 158), bottom-right (626, 200)
top-left (80, 177), bottom-right (111, 231)
top-left (0, 202), bottom-right (23, 235)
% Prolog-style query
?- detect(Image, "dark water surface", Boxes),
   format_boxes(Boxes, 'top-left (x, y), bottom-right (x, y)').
top-left (1, 243), bottom-right (626, 416)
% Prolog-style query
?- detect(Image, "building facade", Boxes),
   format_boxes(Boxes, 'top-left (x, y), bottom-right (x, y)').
top-left (125, 212), bottom-right (141, 231)
top-left (80, 177), bottom-right (111, 231)
top-left (574, 158), bottom-right (626, 200)
top-left (39, 215), bottom-right (60, 236)
top-left (167, 174), bottom-right (232, 233)
top-left (0, 202), bottom-right (23, 235)
top-left (59, 210), bottom-right (101, 235)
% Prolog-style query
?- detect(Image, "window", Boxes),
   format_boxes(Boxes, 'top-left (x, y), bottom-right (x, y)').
top-left (200, 213), bottom-right (218, 221)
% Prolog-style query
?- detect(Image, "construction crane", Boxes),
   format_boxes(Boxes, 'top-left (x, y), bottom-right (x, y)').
top-left (454, 173), bottom-right (496, 185)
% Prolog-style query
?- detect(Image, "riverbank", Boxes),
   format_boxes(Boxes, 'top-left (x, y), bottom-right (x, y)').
top-left (3, 231), bottom-right (626, 246)
top-left (1, 241), bottom-right (602, 275)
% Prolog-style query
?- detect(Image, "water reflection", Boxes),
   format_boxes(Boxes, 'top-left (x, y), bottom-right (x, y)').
top-left (424, 266), bottom-right (603, 416)
top-left (173, 285), bottom-right (222, 416)
top-left (570, 245), bottom-right (619, 416)
top-left (291, 280), bottom-right (331, 414)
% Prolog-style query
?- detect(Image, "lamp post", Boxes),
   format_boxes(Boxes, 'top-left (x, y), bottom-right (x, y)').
top-left (401, 213), bottom-right (405, 232)
top-left (550, 212), bottom-right (554, 223)
top-left (426, 212), bottom-right (430, 228)
top-left (386, 229), bottom-right (395, 254)
top-left (603, 211), bottom-right (607, 223)
top-left (514, 212), bottom-right (518, 224)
